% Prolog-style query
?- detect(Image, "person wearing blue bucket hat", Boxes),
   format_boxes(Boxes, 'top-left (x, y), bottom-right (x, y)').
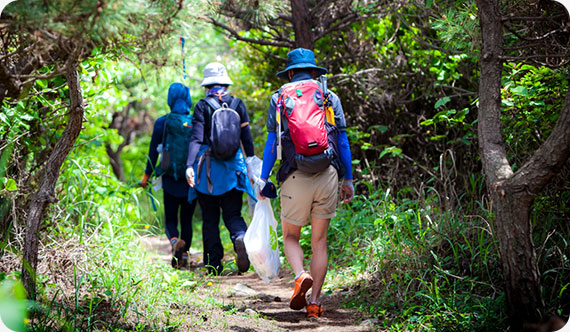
top-left (258, 48), bottom-right (355, 318)
top-left (275, 48), bottom-right (328, 80)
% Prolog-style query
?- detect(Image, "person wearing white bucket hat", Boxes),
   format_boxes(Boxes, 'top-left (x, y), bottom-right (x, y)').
top-left (186, 62), bottom-right (256, 275)
top-left (200, 62), bottom-right (234, 86)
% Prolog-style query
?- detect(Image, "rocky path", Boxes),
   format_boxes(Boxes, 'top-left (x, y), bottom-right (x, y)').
top-left (141, 236), bottom-right (378, 332)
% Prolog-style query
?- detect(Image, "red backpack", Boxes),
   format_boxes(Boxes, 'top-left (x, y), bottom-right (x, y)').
top-left (277, 80), bottom-right (328, 156)
top-left (276, 80), bottom-right (338, 177)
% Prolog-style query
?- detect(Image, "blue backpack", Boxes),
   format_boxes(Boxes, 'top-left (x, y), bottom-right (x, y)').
top-left (155, 113), bottom-right (193, 180)
top-left (204, 97), bottom-right (242, 160)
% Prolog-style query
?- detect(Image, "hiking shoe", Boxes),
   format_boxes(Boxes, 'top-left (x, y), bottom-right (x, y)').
top-left (234, 235), bottom-right (250, 273)
top-left (171, 238), bottom-right (186, 269)
top-left (180, 253), bottom-right (189, 269)
top-left (306, 303), bottom-right (323, 318)
top-left (290, 272), bottom-right (313, 310)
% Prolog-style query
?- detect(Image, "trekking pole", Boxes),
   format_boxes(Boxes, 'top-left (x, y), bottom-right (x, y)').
top-left (147, 186), bottom-right (158, 212)
top-left (320, 75), bottom-right (328, 96)
top-left (180, 36), bottom-right (187, 80)
top-left (277, 104), bottom-right (282, 160)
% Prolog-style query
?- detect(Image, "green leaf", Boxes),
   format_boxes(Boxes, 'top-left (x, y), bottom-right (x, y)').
top-left (36, 79), bottom-right (47, 89)
top-left (369, 125), bottom-right (388, 133)
top-left (434, 97), bottom-right (451, 109)
top-left (429, 135), bottom-right (447, 141)
top-left (4, 178), bottom-right (17, 191)
top-left (511, 86), bottom-right (529, 96)
top-left (20, 114), bottom-right (34, 121)
top-left (501, 99), bottom-right (514, 107)
top-left (0, 280), bottom-right (27, 332)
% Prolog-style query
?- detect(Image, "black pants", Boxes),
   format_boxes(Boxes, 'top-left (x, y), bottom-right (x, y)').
top-left (198, 188), bottom-right (248, 271)
top-left (163, 190), bottom-right (197, 253)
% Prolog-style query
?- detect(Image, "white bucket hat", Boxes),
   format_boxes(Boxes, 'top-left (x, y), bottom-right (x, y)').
top-left (200, 62), bottom-right (233, 86)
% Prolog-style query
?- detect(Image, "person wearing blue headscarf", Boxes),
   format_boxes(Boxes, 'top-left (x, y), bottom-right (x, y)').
top-left (141, 82), bottom-right (197, 269)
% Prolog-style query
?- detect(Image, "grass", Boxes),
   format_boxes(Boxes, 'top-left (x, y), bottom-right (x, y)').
top-left (1, 148), bottom-right (569, 331)
top-left (0, 153), bottom-right (260, 331)
top-left (315, 180), bottom-right (509, 331)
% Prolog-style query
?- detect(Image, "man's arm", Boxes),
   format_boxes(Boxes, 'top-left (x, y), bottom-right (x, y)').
top-left (260, 132), bottom-right (277, 180)
top-left (330, 92), bottom-right (354, 202)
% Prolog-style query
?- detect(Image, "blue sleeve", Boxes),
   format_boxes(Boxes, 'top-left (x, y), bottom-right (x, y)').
top-left (338, 131), bottom-right (353, 180)
top-left (260, 132), bottom-right (277, 179)
top-left (145, 117), bottom-right (165, 176)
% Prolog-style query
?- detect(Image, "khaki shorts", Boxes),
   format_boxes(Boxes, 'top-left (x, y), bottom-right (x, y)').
top-left (280, 165), bottom-right (339, 226)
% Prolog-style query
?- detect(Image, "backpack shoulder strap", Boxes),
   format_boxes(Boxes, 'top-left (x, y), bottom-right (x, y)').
top-left (161, 113), bottom-right (169, 145)
top-left (204, 97), bottom-right (222, 113)
top-left (229, 96), bottom-right (240, 111)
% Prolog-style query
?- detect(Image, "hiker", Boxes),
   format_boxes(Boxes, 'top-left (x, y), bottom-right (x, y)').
top-left (140, 82), bottom-right (197, 269)
top-left (258, 48), bottom-right (354, 317)
top-left (185, 62), bottom-right (255, 275)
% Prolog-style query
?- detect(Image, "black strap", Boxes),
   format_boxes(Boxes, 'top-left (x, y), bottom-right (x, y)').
top-left (161, 113), bottom-right (169, 148)
top-left (204, 96), bottom-right (222, 113)
top-left (205, 96), bottom-right (241, 114)
top-left (229, 96), bottom-right (241, 111)
top-left (196, 150), bottom-right (214, 193)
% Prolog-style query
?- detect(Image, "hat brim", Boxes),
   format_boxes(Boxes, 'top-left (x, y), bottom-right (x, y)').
top-left (276, 63), bottom-right (328, 80)
top-left (200, 76), bottom-right (233, 86)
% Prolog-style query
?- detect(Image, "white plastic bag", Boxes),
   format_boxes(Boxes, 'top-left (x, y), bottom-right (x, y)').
top-left (246, 155), bottom-right (263, 183)
top-left (244, 199), bottom-right (280, 283)
top-left (245, 155), bottom-right (265, 216)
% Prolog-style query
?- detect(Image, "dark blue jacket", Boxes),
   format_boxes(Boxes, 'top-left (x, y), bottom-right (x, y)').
top-left (186, 93), bottom-right (256, 200)
top-left (145, 83), bottom-right (193, 198)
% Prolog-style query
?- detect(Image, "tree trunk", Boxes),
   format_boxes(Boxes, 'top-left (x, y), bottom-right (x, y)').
top-left (290, 0), bottom-right (314, 50)
top-left (105, 102), bottom-right (148, 182)
top-left (105, 145), bottom-right (125, 181)
top-left (478, 0), bottom-right (570, 328)
top-left (493, 187), bottom-right (542, 328)
top-left (21, 62), bottom-right (85, 299)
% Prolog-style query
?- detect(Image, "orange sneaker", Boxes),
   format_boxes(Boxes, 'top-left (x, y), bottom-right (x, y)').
top-left (306, 303), bottom-right (323, 317)
top-left (290, 272), bottom-right (313, 310)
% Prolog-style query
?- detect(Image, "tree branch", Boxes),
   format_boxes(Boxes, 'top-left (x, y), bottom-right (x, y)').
top-left (204, 16), bottom-right (292, 48)
top-left (510, 85), bottom-right (570, 195)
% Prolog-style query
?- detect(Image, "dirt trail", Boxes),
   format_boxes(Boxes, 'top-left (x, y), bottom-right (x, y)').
top-left (141, 236), bottom-right (376, 332)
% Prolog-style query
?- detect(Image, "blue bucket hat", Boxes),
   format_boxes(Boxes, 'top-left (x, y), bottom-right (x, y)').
top-left (276, 48), bottom-right (328, 80)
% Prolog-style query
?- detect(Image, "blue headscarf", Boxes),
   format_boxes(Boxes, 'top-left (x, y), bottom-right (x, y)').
top-left (167, 83), bottom-right (192, 114)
